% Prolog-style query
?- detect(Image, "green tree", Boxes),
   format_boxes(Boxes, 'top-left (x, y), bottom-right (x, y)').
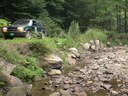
top-left (63, 0), bottom-right (91, 31)
top-left (0, 0), bottom-right (44, 21)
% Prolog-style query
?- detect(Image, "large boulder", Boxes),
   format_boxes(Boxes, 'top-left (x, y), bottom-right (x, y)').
top-left (80, 43), bottom-right (90, 50)
top-left (48, 69), bottom-right (62, 75)
top-left (67, 48), bottom-right (80, 65)
top-left (0, 73), bottom-right (23, 87)
top-left (6, 84), bottom-right (32, 96)
top-left (39, 54), bottom-right (63, 70)
top-left (0, 58), bottom-right (16, 75)
top-left (80, 40), bottom-right (103, 52)
top-left (0, 73), bottom-right (11, 83)
top-left (67, 53), bottom-right (77, 65)
top-left (68, 48), bottom-right (80, 58)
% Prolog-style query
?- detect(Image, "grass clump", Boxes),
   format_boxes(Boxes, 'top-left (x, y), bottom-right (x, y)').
top-left (0, 45), bottom-right (26, 65)
top-left (30, 40), bottom-right (53, 56)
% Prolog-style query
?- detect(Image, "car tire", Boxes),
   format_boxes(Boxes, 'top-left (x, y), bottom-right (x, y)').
top-left (25, 31), bottom-right (32, 39)
top-left (39, 32), bottom-right (45, 39)
top-left (39, 31), bottom-right (47, 39)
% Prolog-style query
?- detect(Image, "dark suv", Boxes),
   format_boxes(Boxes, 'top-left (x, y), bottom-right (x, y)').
top-left (1, 19), bottom-right (45, 39)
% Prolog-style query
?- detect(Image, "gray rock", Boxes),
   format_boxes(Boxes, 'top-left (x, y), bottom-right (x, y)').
top-left (67, 53), bottom-right (77, 65)
top-left (111, 90), bottom-right (119, 95)
top-left (40, 54), bottom-right (63, 70)
top-left (0, 74), bottom-right (23, 87)
top-left (0, 58), bottom-right (16, 75)
top-left (0, 73), bottom-right (11, 83)
top-left (101, 83), bottom-right (112, 90)
top-left (44, 54), bottom-right (63, 64)
top-left (48, 69), bottom-right (62, 75)
top-left (50, 92), bottom-right (60, 96)
top-left (6, 87), bottom-right (26, 96)
top-left (6, 85), bottom-right (32, 96)
top-left (78, 92), bottom-right (87, 96)
top-left (80, 43), bottom-right (90, 50)
top-left (59, 89), bottom-right (71, 96)
top-left (68, 48), bottom-right (80, 58)
top-left (9, 76), bottom-right (24, 87)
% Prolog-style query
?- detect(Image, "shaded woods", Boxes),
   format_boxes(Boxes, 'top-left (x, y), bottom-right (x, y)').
top-left (0, 0), bottom-right (128, 34)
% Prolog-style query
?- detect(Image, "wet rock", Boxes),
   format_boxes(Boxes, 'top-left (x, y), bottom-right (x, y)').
top-left (59, 89), bottom-right (71, 96)
top-left (80, 43), bottom-right (90, 50)
top-left (24, 84), bottom-right (32, 96)
top-left (0, 74), bottom-right (23, 87)
top-left (44, 54), bottom-right (63, 64)
top-left (122, 94), bottom-right (128, 96)
top-left (106, 42), bottom-right (111, 47)
top-left (9, 76), bottom-right (24, 87)
top-left (0, 73), bottom-right (11, 83)
top-left (48, 69), bottom-right (62, 75)
top-left (6, 84), bottom-right (32, 96)
top-left (101, 83), bottom-right (112, 90)
top-left (121, 89), bottom-right (128, 93)
top-left (67, 53), bottom-right (77, 65)
top-left (91, 64), bottom-right (99, 70)
top-left (50, 92), bottom-right (60, 96)
top-left (63, 84), bottom-right (70, 90)
top-left (0, 58), bottom-right (16, 75)
top-left (78, 92), bottom-right (87, 96)
top-left (42, 54), bottom-right (63, 70)
top-left (111, 90), bottom-right (119, 95)
top-left (68, 48), bottom-right (80, 58)
top-left (37, 46), bottom-right (128, 96)
top-left (74, 87), bottom-right (81, 93)
top-left (87, 81), bottom-right (93, 84)
top-left (6, 87), bottom-right (26, 96)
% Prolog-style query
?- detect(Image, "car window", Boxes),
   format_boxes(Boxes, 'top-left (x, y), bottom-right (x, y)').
top-left (13, 19), bottom-right (30, 25)
top-left (37, 21), bottom-right (43, 27)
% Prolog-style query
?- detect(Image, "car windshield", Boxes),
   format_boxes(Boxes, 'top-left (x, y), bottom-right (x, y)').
top-left (13, 19), bottom-right (30, 25)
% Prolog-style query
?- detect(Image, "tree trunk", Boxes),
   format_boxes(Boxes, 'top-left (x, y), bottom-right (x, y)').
top-left (124, 0), bottom-right (127, 33)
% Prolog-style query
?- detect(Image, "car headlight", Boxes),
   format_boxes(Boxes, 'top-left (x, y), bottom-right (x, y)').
top-left (17, 27), bottom-right (24, 32)
top-left (2, 27), bottom-right (7, 32)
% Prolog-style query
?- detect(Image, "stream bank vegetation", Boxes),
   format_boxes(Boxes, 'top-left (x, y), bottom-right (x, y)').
top-left (0, 21), bottom-right (128, 83)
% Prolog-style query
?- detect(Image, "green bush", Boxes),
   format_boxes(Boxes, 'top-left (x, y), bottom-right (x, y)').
top-left (0, 19), bottom-right (8, 27)
top-left (79, 28), bottom-right (107, 43)
top-left (67, 21), bottom-right (80, 39)
top-left (0, 44), bottom-right (43, 82)
top-left (59, 21), bottom-right (80, 48)
top-left (12, 57), bottom-right (43, 82)
top-left (105, 31), bottom-right (125, 45)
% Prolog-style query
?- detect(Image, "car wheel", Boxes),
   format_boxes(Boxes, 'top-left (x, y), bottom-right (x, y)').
top-left (39, 31), bottom-right (47, 39)
top-left (25, 31), bottom-right (32, 39)
top-left (39, 32), bottom-right (45, 39)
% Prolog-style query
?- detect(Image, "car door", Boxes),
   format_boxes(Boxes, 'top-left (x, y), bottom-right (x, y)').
top-left (32, 20), bottom-right (38, 32)
top-left (37, 21), bottom-right (44, 32)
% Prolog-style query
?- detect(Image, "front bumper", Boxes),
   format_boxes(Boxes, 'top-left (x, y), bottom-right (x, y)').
top-left (2, 32), bottom-right (26, 37)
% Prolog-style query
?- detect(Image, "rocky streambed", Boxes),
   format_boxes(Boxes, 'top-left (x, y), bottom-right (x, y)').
top-left (32, 46), bottom-right (128, 96)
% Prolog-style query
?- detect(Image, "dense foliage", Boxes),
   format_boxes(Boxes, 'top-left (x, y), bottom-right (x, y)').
top-left (0, 0), bottom-right (128, 33)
